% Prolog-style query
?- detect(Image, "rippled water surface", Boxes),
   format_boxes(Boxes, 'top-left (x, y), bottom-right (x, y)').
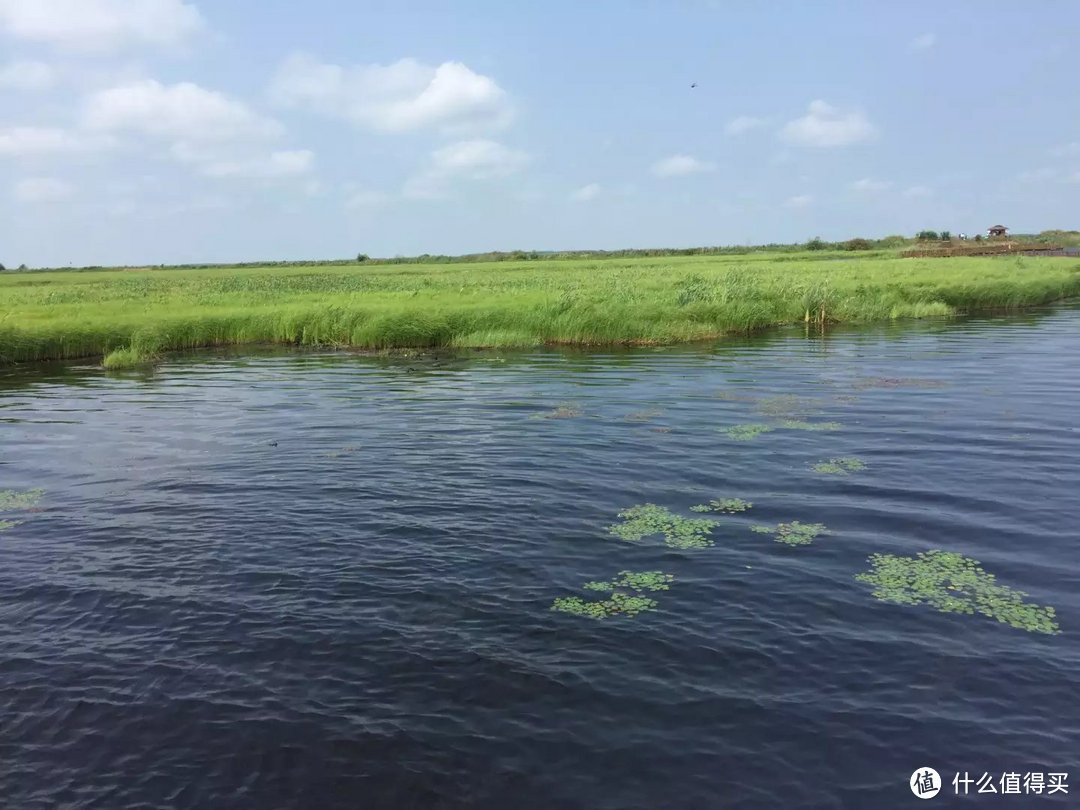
top-left (3, 308), bottom-right (1080, 808)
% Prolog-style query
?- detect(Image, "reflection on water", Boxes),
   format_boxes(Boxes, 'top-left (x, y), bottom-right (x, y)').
top-left (2, 306), bottom-right (1079, 808)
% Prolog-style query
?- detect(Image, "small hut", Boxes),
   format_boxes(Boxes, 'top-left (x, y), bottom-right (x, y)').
top-left (987, 225), bottom-right (1008, 238)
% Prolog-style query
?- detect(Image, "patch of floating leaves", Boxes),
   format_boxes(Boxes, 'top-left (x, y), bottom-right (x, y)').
top-left (533, 404), bottom-right (583, 419)
top-left (812, 457), bottom-right (866, 475)
top-left (608, 504), bottom-right (718, 549)
top-left (0, 489), bottom-right (44, 511)
top-left (856, 550), bottom-right (1060, 634)
top-left (0, 489), bottom-right (44, 532)
top-left (624, 409), bottom-right (663, 422)
top-left (754, 395), bottom-right (822, 419)
top-left (691, 498), bottom-right (753, 514)
top-left (723, 423), bottom-right (773, 441)
top-left (552, 570), bottom-right (675, 620)
top-left (751, 521), bottom-right (829, 546)
top-left (851, 376), bottom-right (947, 390)
top-left (779, 420), bottom-right (842, 432)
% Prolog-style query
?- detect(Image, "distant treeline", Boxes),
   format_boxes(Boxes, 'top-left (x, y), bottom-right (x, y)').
top-left (13, 231), bottom-right (1079, 273)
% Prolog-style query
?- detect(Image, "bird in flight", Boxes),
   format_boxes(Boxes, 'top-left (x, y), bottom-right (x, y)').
top-left (690, 82), bottom-right (697, 88)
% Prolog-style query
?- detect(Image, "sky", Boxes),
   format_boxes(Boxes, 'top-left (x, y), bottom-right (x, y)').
top-left (0, 0), bottom-right (1078, 267)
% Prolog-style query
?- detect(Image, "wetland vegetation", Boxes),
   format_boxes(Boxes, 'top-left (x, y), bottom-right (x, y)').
top-left (2, 252), bottom-right (1079, 368)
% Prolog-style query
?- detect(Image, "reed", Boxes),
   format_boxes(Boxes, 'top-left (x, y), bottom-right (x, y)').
top-left (2, 253), bottom-right (1078, 365)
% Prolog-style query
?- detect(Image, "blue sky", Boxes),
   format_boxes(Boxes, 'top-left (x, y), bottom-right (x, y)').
top-left (1, 0), bottom-right (1078, 267)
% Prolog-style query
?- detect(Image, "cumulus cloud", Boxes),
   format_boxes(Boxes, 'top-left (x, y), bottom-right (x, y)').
top-left (0, 59), bottom-right (55, 90)
top-left (345, 189), bottom-right (388, 209)
top-left (780, 100), bottom-right (876, 148)
top-left (0, 125), bottom-right (113, 156)
top-left (82, 79), bottom-right (281, 143)
top-left (902, 185), bottom-right (934, 198)
top-left (269, 53), bottom-right (512, 133)
top-left (195, 149), bottom-right (314, 179)
top-left (13, 176), bottom-right (74, 202)
top-left (404, 139), bottom-right (529, 199)
top-left (909, 32), bottom-right (936, 51)
top-left (0, 0), bottom-right (204, 53)
top-left (783, 193), bottom-right (813, 209)
top-left (571, 182), bottom-right (601, 201)
top-left (651, 154), bottom-right (716, 177)
top-left (1017, 167), bottom-right (1056, 183)
top-left (725, 115), bottom-right (766, 136)
top-left (851, 177), bottom-right (892, 192)
top-left (1049, 141), bottom-right (1080, 158)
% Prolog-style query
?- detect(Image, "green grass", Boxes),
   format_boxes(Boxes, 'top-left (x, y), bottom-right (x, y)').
top-left (1, 252), bottom-right (1078, 365)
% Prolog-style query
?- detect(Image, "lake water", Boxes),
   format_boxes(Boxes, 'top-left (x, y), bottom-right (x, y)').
top-left (2, 308), bottom-right (1079, 808)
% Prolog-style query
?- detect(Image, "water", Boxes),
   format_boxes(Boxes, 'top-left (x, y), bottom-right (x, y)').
top-left (2, 308), bottom-right (1079, 808)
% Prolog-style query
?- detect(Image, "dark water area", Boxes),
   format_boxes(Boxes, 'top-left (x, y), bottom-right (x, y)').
top-left (2, 308), bottom-right (1079, 809)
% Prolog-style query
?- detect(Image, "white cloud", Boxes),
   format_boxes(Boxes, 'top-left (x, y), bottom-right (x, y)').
top-left (1049, 141), bottom-right (1080, 158)
top-left (345, 189), bottom-right (388, 209)
top-left (1018, 167), bottom-right (1056, 183)
top-left (0, 59), bottom-right (55, 90)
top-left (783, 193), bottom-right (813, 208)
top-left (571, 182), bottom-right (601, 201)
top-left (725, 115), bottom-right (766, 136)
top-left (13, 176), bottom-right (74, 202)
top-left (651, 154), bottom-right (716, 177)
top-left (404, 139), bottom-right (529, 199)
top-left (269, 53), bottom-right (511, 133)
top-left (0, 0), bottom-right (204, 53)
top-left (851, 177), bottom-right (892, 192)
top-left (0, 125), bottom-right (113, 156)
top-left (902, 185), bottom-right (934, 198)
top-left (909, 32), bottom-right (936, 51)
top-left (780, 100), bottom-right (876, 148)
top-left (83, 79), bottom-right (281, 143)
top-left (197, 149), bottom-right (314, 179)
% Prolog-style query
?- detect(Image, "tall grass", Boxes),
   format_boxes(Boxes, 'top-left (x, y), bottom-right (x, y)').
top-left (1, 253), bottom-right (1078, 365)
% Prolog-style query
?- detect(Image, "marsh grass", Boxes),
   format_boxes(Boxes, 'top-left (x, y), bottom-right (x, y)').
top-left (812, 457), bottom-right (866, 475)
top-left (609, 504), bottom-right (718, 549)
top-left (552, 570), bottom-right (675, 619)
top-left (752, 521), bottom-right (829, 546)
top-left (856, 550), bottom-right (1060, 634)
top-left (3, 253), bottom-right (1078, 364)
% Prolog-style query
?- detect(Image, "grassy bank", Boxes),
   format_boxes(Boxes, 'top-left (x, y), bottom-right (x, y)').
top-left (2, 252), bottom-right (1079, 366)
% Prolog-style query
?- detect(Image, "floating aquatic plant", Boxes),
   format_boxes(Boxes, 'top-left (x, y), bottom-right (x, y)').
top-left (0, 488), bottom-right (44, 512)
top-left (752, 521), bottom-right (829, 546)
top-left (779, 420), bottom-right (843, 432)
top-left (691, 498), bottom-right (753, 514)
top-left (624, 408), bottom-right (663, 422)
top-left (851, 376), bottom-right (947, 390)
top-left (552, 570), bottom-right (675, 619)
top-left (856, 550), bottom-right (1060, 635)
top-left (754, 395), bottom-right (822, 418)
top-left (812, 457), bottom-right (866, 475)
top-left (534, 404), bottom-right (583, 419)
top-left (608, 504), bottom-right (718, 549)
top-left (0, 519), bottom-right (21, 533)
top-left (723, 423), bottom-right (774, 441)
